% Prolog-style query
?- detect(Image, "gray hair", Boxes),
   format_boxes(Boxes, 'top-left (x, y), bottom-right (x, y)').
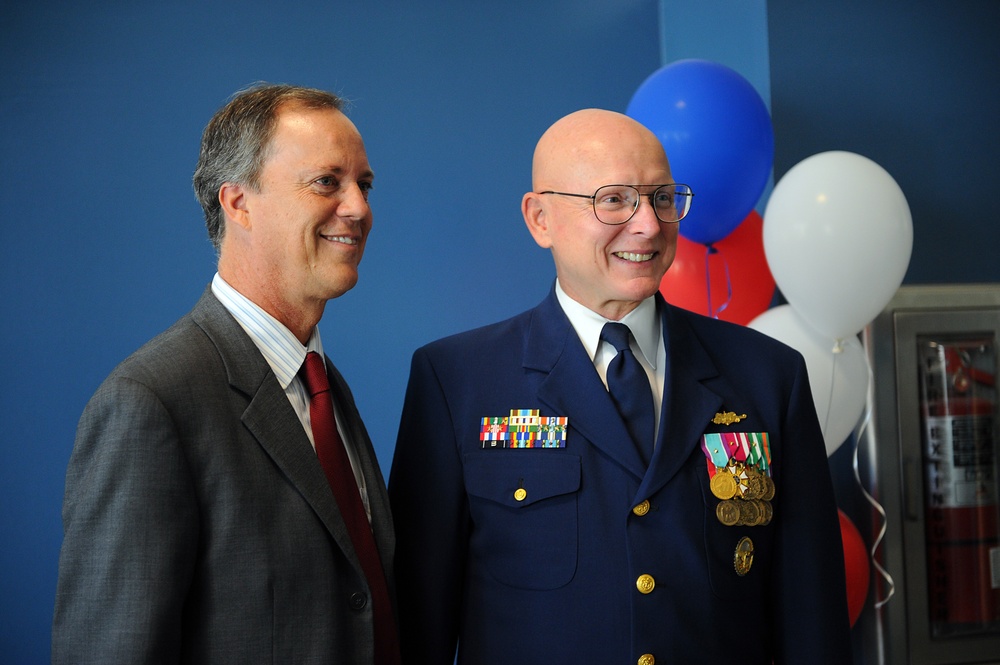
top-left (192, 83), bottom-right (345, 251)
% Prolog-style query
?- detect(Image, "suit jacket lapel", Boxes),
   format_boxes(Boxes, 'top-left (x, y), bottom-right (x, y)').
top-left (325, 359), bottom-right (396, 574)
top-left (189, 289), bottom-right (363, 573)
top-left (524, 289), bottom-right (647, 480)
top-left (639, 297), bottom-right (724, 499)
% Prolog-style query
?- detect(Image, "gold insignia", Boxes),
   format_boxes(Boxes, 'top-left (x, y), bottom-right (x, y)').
top-left (734, 537), bottom-right (754, 576)
top-left (712, 411), bottom-right (748, 425)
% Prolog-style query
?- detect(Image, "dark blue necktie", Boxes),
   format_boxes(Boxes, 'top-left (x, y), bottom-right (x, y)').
top-left (602, 322), bottom-right (655, 464)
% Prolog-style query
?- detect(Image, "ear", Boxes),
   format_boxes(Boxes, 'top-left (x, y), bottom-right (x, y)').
top-left (219, 182), bottom-right (252, 232)
top-left (522, 192), bottom-right (552, 249)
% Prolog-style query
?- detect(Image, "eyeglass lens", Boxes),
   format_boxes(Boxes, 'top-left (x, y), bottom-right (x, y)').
top-left (593, 184), bottom-right (692, 224)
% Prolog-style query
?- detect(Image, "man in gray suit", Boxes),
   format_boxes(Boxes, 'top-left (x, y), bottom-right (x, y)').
top-left (53, 84), bottom-right (398, 664)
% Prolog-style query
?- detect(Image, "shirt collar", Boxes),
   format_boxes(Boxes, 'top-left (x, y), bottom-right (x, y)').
top-left (554, 279), bottom-right (659, 368)
top-left (211, 272), bottom-right (324, 389)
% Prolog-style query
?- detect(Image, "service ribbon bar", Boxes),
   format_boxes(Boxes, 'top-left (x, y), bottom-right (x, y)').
top-left (480, 416), bottom-right (509, 448)
top-left (479, 411), bottom-right (568, 448)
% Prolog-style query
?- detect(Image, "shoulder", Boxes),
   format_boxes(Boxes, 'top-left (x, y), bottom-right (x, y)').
top-left (417, 307), bottom-right (534, 360)
top-left (667, 304), bottom-right (807, 371)
top-left (95, 291), bottom-right (245, 402)
top-left (112, 315), bottom-right (218, 384)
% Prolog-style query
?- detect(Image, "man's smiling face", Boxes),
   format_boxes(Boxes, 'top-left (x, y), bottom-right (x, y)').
top-left (240, 105), bottom-right (374, 315)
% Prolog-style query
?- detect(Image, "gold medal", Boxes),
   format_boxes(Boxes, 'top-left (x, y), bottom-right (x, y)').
top-left (710, 471), bottom-right (738, 499)
top-left (716, 499), bottom-right (740, 526)
top-left (761, 475), bottom-right (775, 501)
top-left (734, 536), bottom-right (754, 576)
top-left (744, 469), bottom-right (765, 500)
top-left (760, 500), bottom-right (773, 525)
top-left (737, 498), bottom-right (761, 526)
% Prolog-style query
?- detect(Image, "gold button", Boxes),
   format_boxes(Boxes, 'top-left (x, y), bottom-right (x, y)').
top-left (636, 574), bottom-right (655, 594)
top-left (632, 500), bottom-right (650, 516)
top-left (514, 488), bottom-right (527, 502)
top-left (638, 654), bottom-right (655, 665)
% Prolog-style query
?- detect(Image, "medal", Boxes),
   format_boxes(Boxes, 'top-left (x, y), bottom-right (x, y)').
top-left (744, 468), bottom-right (766, 500)
top-left (702, 431), bottom-right (775, 528)
top-left (716, 500), bottom-right (740, 526)
top-left (760, 500), bottom-right (773, 526)
top-left (761, 474), bottom-right (775, 501)
top-left (710, 471), bottom-right (738, 500)
top-left (737, 497), bottom-right (761, 526)
top-left (733, 537), bottom-right (754, 576)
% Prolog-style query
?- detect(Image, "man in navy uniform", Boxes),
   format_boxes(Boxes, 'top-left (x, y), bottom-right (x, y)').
top-left (389, 108), bottom-right (852, 664)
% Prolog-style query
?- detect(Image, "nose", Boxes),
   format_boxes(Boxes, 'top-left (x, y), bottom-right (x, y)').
top-left (338, 182), bottom-right (371, 221)
top-left (627, 195), bottom-right (662, 234)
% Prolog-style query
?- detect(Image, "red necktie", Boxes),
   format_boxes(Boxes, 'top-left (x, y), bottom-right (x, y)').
top-left (300, 351), bottom-right (399, 665)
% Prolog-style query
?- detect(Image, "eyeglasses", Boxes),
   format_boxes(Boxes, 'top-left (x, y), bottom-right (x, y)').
top-left (538, 184), bottom-right (694, 225)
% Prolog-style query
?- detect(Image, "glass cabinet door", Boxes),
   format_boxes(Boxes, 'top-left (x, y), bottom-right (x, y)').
top-left (917, 335), bottom-right (999, 638)
top-left (865, 285), bottom-right (1000, 665)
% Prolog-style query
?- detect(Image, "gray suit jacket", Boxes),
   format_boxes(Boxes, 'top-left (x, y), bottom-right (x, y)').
top-left (53, 288), bottom-right (395, 664)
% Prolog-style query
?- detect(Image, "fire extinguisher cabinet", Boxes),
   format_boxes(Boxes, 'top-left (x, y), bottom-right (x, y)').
top-left (864, 284), bottom-right (1000, 664)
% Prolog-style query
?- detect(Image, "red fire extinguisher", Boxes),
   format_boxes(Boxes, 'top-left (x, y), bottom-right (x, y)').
top-left (919, 337), bottom-right (999, 637)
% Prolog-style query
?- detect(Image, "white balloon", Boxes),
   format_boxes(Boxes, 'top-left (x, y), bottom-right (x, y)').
top-left (749, 305), bottom-right (869, 456)
top-left (763, 151), bottom-right (912, 340)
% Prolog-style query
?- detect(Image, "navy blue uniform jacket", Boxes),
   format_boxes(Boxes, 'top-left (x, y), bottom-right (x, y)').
top-left (389, 288), bottom-right (852, 664)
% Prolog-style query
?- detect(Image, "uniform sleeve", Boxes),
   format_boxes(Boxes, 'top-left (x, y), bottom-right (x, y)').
top-left (771, 354), bottom-right (854, 664)
top-left (52, 375), bottom-right (199, 665)
top-left (388, 348), bottom-right (469, 665)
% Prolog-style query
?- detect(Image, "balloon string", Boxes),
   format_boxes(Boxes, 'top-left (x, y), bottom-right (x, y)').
top-left (853, 349), bottom-right (895, 608)
top-left (704, 244), bottom-right (733, 319)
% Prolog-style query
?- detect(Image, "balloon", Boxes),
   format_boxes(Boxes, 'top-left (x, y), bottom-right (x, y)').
top-left (749, 305), bottom-right (868, 456)
top-left (660, 211), bottom-right (775, 325)
top-left (763, 151), bottom-right (912, 340)
top-left (627, 59), bottom-right (774, 245)
top-left (839, 510), bottom-right (871, 627)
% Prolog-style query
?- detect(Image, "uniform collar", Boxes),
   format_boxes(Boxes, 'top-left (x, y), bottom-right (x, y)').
top-left (554, 279), bottom-right (660, 368)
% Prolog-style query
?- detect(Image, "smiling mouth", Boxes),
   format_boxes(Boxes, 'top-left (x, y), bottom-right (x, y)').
top-left (321, 234), bottom-right (358, 245)
top-left (614, 251), bottom-right (654, 262)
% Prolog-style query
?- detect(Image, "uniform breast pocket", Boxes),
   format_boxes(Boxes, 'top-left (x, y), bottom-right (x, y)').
top-left (463, 453), bottom-right (581, 590)
top-left (696, 459), bottom-right (775, 601)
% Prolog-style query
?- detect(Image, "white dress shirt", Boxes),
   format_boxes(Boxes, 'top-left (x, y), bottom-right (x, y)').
top-left (554, 279), bottom-right (666, 443)
top-left (211, 273), bottom-right (371, 518)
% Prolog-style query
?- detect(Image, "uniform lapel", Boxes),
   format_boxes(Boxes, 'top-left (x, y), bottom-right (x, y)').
top-left (190, 289), bottom-right (362, 573)
top-left (524, 289), bottom-right (647, 481)
top-left (638, 298), bottom-right (725, 499)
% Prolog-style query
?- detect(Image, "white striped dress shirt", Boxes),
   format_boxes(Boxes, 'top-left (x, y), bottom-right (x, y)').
top-left (211, 273), bottom-right (371, 517)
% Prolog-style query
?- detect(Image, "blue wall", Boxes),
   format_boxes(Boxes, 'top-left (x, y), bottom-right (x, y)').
top-left (767, 0), bottom-right (1000, 285)
top-left (0, 2), bottom-right (660, 660)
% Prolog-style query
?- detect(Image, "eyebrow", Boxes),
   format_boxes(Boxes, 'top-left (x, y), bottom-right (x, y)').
top-left (304, 165), bottom-right (375, 181)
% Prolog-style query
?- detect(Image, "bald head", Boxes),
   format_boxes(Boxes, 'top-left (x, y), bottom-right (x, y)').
top-left (521, 109), bottom-right (680, 321)
top-left (531, 109), bottom-right (671, 192)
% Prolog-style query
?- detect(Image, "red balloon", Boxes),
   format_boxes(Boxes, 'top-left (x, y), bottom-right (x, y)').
top-left (839, 510), bottom-right (870, 627)
top-left (660, 211), bottom-right (775, 325)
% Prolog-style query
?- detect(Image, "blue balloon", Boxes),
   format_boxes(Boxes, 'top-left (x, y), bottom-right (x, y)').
top-left (627, 59), bottom-right (774, 245)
